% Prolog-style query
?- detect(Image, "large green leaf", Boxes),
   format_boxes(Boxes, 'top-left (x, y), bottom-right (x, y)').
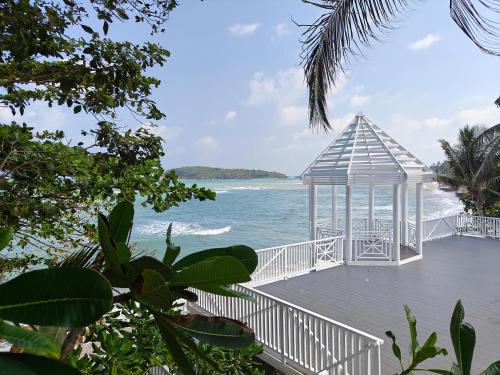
top-left (0, 353), bottom-right (80, 374)
top-left (133, 269), bottom-right (173, 310)
top-left (450, 300), bottom-right (475, 375)
top-left (170, 256), bottom-right (251, 287)
top-left (196, 285), bottom-right (255, 302)
top-left (105, 256), bottom-right (173, 287)
top-left (0, 267), bottom-right (112, 326)
top-left (173, 245), bottom-right (257, 274)
top-left (385, 331), bottom-right (402, 364)
top-left (413, 332), bottom-right (448, 366)
top-left (163, 223), bottom-right (180, 266)
top-left (108, 201), bottom-right (134, 244)
top-left (154, 313), bottom-right (195, 375)
top-left (481, 361), bottom-right (500, 375)
top-left (0, 227), bottom-right (13, 250)
top-left (97, 214), bottom-right (123, 276)
top-left (404, 305), bottom-right (419, 362)
top-left (165, 314), bottom-right (255, 349)
top-left (0, 321), bottom-right (60, 359)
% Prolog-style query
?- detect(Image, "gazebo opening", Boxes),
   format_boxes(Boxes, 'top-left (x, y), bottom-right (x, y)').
top-left (301, 113), bottom-right (433, 265)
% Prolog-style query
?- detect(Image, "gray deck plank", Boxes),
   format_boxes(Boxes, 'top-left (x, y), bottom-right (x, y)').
top-left (257, 236), bottom-right (500, 374)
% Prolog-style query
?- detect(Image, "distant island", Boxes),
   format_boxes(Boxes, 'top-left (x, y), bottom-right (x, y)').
top-left (172, 166), bottom-right (288, 180)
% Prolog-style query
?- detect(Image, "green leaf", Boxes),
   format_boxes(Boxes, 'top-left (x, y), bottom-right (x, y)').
top-left (481, 361), bottom-right (500, 375)
top-left (0, 353), bottom-right (80, 374)
top-left (404, 305), bottom-right (419, 362)
top-left (108, 201), bottom-right (134, 244)
top-left (0, 267), bottom-right (112, 326)
top-left (115, 242), bottom-right (131, 264)
top-left (0, 321), bottom-right (60, 359)
top-left (413, 332), bottom-right (448, 366)
top-left (73, 105), bottom-right (81, 114)
top-left (133, 269), bottom-right (173, 310)
top-left (97, 214), bottom-right (123, 277)
top-left (81, 24), bottom-right (94, 34)
top-left (104, 256), bottom-right (173, 287)
top-left (170, 256), bottom-right (251, 287)
top-left (196, 285), bottom-right (255, 302)
top-left (385, 331), bottom-right (402, 363)
top-left (0, 227), bottom-right (13, 250)
top-left (171, 287), bottom-right (198, 302)
top-left (165, 314), bottom-right (255, 349)
top-left (450, 300), bottom-right (475, 375)
top-left (173, 245), bottom-right (257, 274)
top-left (154, 313), bottom-right (195, 375)
top-left (163, 223), bottom-right (180, 266)
top-left (116, 8), bottom-right (129, 20)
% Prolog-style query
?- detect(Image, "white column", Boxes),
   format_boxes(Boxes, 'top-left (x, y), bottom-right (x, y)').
top-left (309, 184), bottom-right (317, 241)
top-left (368, 184), bottom-right (375, 231)
top-left (345, 185), bottom-right (353, 262)
top-left (393, 184), bottom-right (401, 262)
top-left (416, 182), bottom-right (423, 255)
top-left (401, 182), bottom-right (408, 246)
top-left (331, 185), bottom-right (337, 230)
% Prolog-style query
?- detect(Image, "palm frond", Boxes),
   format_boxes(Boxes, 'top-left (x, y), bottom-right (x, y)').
top-left (474, 132), bottom-right (500, 183)
top-left (300, 0), bottom-right (417, 131)
top-left (59, 244), bottom-right (100, 268)
top-left (435, 173), bottom-right (462, 188)
top-left (450, 0), bottom-right (500, 56)
top-left (495, 95), bottom-right (500, 107)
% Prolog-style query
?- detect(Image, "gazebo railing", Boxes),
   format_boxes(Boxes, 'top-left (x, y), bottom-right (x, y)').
top-left (456, 215), bottom-right (500, 239)
top-left (250, 237), bottom-right (344, 287)
top-left (352, 230), bottom-right (393, 261)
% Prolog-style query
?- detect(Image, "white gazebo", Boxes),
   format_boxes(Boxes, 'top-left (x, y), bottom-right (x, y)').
top-left (301, 113), bottom-right (433, 265)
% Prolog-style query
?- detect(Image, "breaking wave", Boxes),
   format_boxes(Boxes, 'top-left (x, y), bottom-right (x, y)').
top-left (137, 221), bottom-right (231, 237)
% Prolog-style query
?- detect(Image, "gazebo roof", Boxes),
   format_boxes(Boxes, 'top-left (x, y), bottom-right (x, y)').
top-left (301, 113), bottom-right (433, 185)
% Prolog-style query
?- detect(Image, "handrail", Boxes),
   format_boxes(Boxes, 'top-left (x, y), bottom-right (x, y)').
top-left (193, 283), bottom-right (383, 375)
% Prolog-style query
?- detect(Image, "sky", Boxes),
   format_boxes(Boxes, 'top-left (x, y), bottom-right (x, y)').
top-left (2, 0), bottom-right (499, 176)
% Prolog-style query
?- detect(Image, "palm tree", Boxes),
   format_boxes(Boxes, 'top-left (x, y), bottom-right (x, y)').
top-left (438, 124), bottom-right (500, 215)
top-left (300, 0), bottom-right (500, 131)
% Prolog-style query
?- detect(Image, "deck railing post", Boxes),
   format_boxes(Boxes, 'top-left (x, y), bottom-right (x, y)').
top-left (416, 183), bottom-right (423, 255)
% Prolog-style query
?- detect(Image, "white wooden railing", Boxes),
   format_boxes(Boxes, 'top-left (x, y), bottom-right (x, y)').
top-left (455, 215), bottom-right (500, 239)
top-left (193, 284), bottom-right (383, 375)
top-left (407, 221), bottom-right (416, 249)
top-left (352, 230), bottom-right (393, 261)
top-left (251, 237), bottom-right (344, 287)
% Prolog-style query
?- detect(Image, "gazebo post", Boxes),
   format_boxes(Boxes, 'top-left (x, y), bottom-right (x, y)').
top-left (346, 185), bottom-right (353, 262)
top-left (401, 182), bottom-right (408, 246)
top-left (309, 183), bottom-right (317, 241)
top-left (393, 184), bottom-right (401, 262)
top-left (368, 184), bottom-right (375, 231)
top-left (331, 185), bottom-right (337, 230)
top-left (416, 182), bottom-right (423, 255)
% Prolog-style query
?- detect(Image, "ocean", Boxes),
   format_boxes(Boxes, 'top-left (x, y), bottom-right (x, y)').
top-left (131, 178), bottom-right (463, 257)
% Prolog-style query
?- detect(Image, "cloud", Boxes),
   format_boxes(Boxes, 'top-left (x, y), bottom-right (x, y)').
top-left (0, 103), bottom-right (66, 131)
top-left (195, 136), bottom-right (218, 152)
top-left (350, 94), bottom-right (371, 107)
top-left (278, 105), bottom-right (308, 127)
top-left (141, 124), bottom-right (179, 140)
top-left (228, 23), bottom-right (260, 36)
top-left (275, 23), bottom-right (288, 37)
top-left (224, 111), bottom-right (237, 122)
top-left (455, 106), bottom-right (500, 126)
top-left (245, 68), bottom-right (305, 107)
top-left (409, 34), bottom-right (441, 50)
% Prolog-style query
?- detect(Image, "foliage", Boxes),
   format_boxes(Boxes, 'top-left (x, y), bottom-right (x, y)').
top-left (0, 201), bottom-right (258, 374)
top-left (300, 1), bottom-right (500, 130)
top-left (387, 300), bottom-right (500, 375)
top-left (437, 124), bottom-right (500, 215)
top-left (386, 305), bottom-right (448, 375)
top-left (73, 301), bottom-right (265, 375)
top-left (0, 123), bottom-right (215, 276)
top-left (173, 166), bottom-right (288, 180)
top-left (0, 0), bottom-right (214, 274)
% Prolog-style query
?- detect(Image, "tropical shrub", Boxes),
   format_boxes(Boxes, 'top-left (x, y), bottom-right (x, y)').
top-left (72, 301), bottom-right (264, 375)
top-left (387, 300), bottom-right (500, 374)
top-left (0, 201), bottom-right (258, 374)
top-left (438, 125), bottom-right (500, 216)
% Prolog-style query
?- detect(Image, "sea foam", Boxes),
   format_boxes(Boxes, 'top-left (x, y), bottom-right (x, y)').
top-left (137, 220), bottom-right (231, 237)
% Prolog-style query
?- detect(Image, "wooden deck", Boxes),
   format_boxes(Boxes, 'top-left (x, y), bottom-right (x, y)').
top-left (257, 236), bottom-right (500, 373)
